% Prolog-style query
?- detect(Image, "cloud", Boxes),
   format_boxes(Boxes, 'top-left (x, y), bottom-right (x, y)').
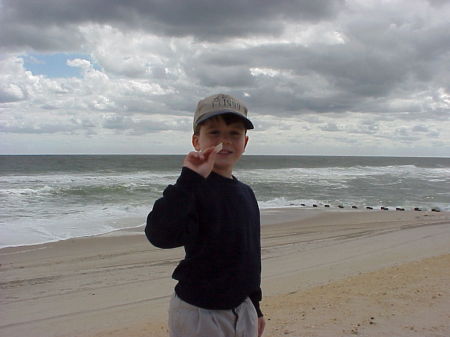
top-left (0, 0), bottom-right (344, 51)
top-left (0, 119), bottom-right (81, 134)
top-left (0, 56), bottom-right (28, 102)
top-left (320, 122), bottom-right (340, 132)
top-left (67, 58), bottom-right (91, 70)
top-left (0, 83), bottom-right (27, 103)
top-left (0, 0), bottom-right (449, 155)
top-left (101, 113), bottom-right (190, 135)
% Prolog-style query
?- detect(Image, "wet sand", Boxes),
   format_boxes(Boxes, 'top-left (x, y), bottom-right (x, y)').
top-left (1, 209), bottom-right (449, 337)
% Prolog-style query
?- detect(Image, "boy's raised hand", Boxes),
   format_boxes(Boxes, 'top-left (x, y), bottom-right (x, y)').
top-left (183, 145), bottom-right (219, 178)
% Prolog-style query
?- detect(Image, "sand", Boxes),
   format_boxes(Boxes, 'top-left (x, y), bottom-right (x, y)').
top-left (1, 209), bottom-right (449, 337)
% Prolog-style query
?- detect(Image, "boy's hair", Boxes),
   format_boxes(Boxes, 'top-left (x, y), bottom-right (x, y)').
top-left (194, 113), bottom-right (249, 135)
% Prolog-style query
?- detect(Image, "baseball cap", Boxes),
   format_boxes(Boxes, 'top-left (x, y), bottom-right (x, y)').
top-left (193, 93), bottom-right (254, 131)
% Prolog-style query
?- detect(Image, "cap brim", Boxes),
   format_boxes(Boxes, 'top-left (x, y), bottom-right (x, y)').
top-left (195, 110), bottom-right (254, 129)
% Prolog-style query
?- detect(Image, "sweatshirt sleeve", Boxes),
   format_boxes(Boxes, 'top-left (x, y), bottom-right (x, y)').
top-left (145, 167), bottom-right (205, 249)
top-left (249, 288), bottom-right (263, 317)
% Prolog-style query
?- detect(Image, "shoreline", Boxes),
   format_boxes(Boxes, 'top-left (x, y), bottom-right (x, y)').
top-left (1, 209), bottom-right (450, 336)
top-left (3, 207), bottom-right (444, 250)
top-left (0, 207), bottom-right (331, 250)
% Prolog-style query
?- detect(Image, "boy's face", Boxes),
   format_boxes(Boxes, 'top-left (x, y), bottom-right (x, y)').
top-left (192, 116), bottom-right (249, 177)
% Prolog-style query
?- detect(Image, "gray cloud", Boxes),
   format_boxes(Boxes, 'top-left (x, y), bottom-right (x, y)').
top-left (0, 119), bottom-right (83, 134)
top-left (0, 0), bottom-right (449, 155)
top-left (0, 0), bottom-right (344, 51)
top-left (101, 113), bottom-right (190, 135)
top-left (3, 0), bottom-right (449, 118)
top-left (186, 65), bottom-right (254, 88)
top-left (0, 83), bottom-right (27, 103)
top-left (320, 122), bottom-right (340, 132)
top-left (173, 12), bottom-right (449, 119)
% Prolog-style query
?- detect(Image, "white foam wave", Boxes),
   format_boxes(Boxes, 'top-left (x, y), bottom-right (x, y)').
top-left (0, 204), bottom-right (148, 248)
top-left (1, 162), bottom-right (449, 248)
top-left (0, 185), bottom-right (56, 196)
top-left (237, 165), bottom-right (450, 180)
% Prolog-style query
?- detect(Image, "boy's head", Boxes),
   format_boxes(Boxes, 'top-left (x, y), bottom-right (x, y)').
top-left (193, 94), bottom-right (254, 134)
top-left (192, 94), bottom-right (253, 177)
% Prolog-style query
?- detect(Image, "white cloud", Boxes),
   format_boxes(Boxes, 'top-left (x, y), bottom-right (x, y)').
top-left (0, 83), bottom-right (26, 102)
top-left (67, 58), bottom-right (91, 70)
top-left (0, 0), bottom-right (449, 156)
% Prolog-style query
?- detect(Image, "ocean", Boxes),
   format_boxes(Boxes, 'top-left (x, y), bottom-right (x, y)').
top-left (1, 155), bottom-right (449, 248)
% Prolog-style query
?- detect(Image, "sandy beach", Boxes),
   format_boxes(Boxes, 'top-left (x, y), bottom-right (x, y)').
top-left (1, 209), bottom-right (449, 337)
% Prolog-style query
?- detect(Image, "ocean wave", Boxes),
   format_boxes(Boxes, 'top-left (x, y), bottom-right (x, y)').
top-left (0, 185), bottom-right (56, 196)
top-left (238, 165), bottom-right (450, 179)
top-left (0, 205), bottom-right (148, 248)
top-left (0, 172), bottom-right (176, 201)
top-left (1, 155), bottom-right (449, 248)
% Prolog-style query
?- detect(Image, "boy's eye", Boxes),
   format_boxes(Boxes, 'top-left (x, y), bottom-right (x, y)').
top-left (206, 128), bottom-right (244, 137)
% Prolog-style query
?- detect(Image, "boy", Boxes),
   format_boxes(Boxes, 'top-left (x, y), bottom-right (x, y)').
top-left (146, 93), bottom-right (265, 337)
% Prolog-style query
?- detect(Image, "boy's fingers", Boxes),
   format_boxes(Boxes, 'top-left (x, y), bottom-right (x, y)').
top-left (200, 146), bottom-right (215, 154)
top-left (183, 148), bottom-right (216, 178)
top-left (203, 147), bottom-right (217, 162)
top-left (196, 152), bottom-right (205, 161)
top-left (185, 151), bottom-right (203, 165)
top-left (185, 149), bottom-right (215, 165)
top-left (201, 143), bottom-right (222, 154)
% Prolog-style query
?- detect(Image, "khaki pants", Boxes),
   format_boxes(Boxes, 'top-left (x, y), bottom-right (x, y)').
top-left (169, 294), bottom-right (258, 337)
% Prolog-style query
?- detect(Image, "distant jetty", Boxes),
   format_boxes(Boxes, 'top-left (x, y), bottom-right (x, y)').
top-left (295, 204), bottom-right (443, 212)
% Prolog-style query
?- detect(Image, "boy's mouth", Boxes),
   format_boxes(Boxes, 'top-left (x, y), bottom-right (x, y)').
top-left (218, 149), bottom-right (232, 155)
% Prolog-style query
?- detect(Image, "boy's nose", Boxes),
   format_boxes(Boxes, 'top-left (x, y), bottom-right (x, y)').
top-left (220, 135), bottom-right (232, 144)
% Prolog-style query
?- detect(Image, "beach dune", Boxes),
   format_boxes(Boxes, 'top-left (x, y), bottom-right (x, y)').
top-left (1, 209), bottom-right (449, 337)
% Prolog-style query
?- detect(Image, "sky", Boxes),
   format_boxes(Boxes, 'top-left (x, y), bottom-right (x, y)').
top-left (0, 0), bottom-right (449, 156)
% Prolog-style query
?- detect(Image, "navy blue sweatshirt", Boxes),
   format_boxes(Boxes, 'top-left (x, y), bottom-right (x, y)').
top-left (146, 167), bottom-right (262, 316)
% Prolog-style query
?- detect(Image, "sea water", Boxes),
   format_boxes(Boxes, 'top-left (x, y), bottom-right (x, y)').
top-left (1, 155), bottom-right (449, 248)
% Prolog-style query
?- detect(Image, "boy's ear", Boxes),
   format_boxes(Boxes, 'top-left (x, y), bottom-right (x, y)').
top-left (192, 134), bottom-right (201, 151)
top-left (244, 135), bottom-right (249, 151)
